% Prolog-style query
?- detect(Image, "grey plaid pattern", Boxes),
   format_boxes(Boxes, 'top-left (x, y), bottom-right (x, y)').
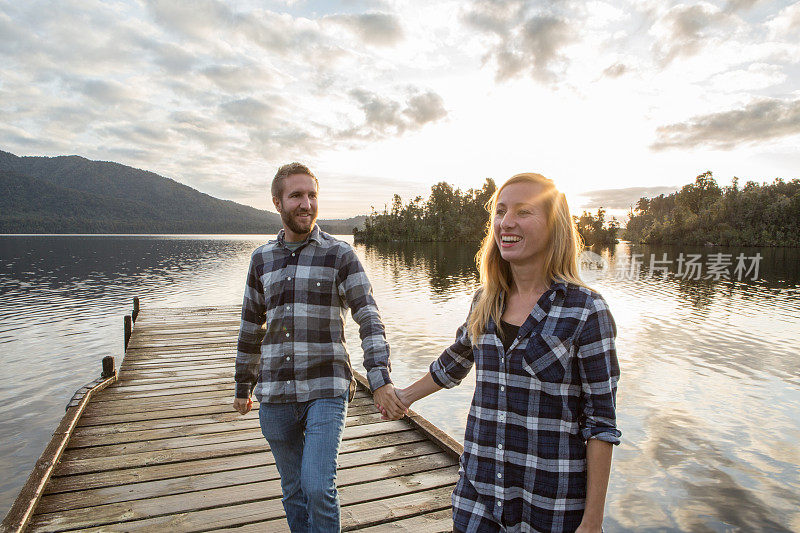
top-left (236, 225), bottom-right (391, 403)
top-left (431, 281), bottom-right (621, 532)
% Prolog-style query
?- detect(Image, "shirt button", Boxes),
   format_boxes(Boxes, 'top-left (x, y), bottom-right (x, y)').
top-left (316, 282), bottom-right (320, 286)
top-left (291, 253), bottom-right (295, 256)
top-left (498, 443), bottom-right (503, 450)
top-left (497, 473), bottom-right (502, 479)
top-left (499, 413), bottom-right (505, 421)
top-left (500, 386), bottom-right (505, 392)
top-left (497, 501), bottom-right (502, 507)
top-left (285, 333), bottom-right (290, 337)
top-left (286, 356), bottom-right (291, 361)
top-left (287, 276), bottom-right (292, 281)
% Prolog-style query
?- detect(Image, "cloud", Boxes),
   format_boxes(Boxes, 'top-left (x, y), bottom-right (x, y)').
top-left (343, 88), bottom-right (447, 139)
top-left (725, 0), bottom-right (760, 13)
top-left (766, 2), bottom-right (800, 38)
top-left (462, 2), bottom-right (574, 82)
top-left (327, 12), bottom-right (403, 46)
top-left (651, 3), bottom-right (731, 65)
top-left (219, 97), bottom-right (278, 125)
top-left (651, 98), bottom-right (800, 150)
top-left (403, 92), bottom-right (447, 125)
top-left (603, 62), bottom-right (627, 78)
top-left (577, 186), bottom-right (681, 209)
top-left (200, 63), bottom-right (272, 93)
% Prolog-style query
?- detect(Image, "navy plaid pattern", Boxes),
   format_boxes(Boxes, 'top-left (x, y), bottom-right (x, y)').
top-left (431, 281), bottom-right (621, 533)
top-left (236, 225), bottom-right (392, 403)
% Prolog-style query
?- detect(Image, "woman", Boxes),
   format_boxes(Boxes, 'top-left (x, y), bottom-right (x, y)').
top-left (388, 173), bottom-right (621, 532)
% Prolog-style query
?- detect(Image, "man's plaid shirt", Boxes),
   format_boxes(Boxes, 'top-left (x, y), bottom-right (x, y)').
top-left (235, 225), bottom-right (391, 403)
top-left (430, 281), bottom-right (621, 532)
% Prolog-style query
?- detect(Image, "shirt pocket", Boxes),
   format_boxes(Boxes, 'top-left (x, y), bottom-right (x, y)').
top-left (261, 270), bottom-right (287, 305)
top-left (520, 334), bottom-right (573, 383)
top-left (297, 276), bottom-right (336, 307)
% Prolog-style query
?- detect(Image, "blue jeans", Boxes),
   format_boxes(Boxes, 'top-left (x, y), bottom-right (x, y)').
top-left (259, 391), bottom-right (348, 533)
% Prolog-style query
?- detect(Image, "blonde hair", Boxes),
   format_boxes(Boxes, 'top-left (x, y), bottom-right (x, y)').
top-left (467, 173), bottom-right (587, 342)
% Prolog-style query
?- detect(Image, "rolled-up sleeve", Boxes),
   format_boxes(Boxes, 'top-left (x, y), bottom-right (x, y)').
top-left (235, 252), bottom-right (266, 399)
top-left (576, 296), bottom-right (621, 444)
top-left (430, 295), bottom-right (478, 388)
top-left (337, 247), bottom-right (392, 392)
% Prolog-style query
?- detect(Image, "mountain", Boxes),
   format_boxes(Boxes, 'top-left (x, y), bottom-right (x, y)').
top-left (0, 150), bottom-right (356, 234)
top-left (317, 215), bottom-right (367, 234)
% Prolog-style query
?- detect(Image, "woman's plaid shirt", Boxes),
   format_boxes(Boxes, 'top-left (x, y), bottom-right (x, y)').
top-left (430, 281), bottom-right (621, 532)
top-left (235, 226), bottom-right (391, 403)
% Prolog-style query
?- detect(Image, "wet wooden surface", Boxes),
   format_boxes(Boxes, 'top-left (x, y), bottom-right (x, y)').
top-left (24, 306), bottom-right (459, 532)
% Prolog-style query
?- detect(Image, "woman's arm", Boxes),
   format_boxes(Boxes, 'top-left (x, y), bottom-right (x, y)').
top-left (576, 439), bottom-right (613, 532)
top-left (396, 372), bottom-right (442, 407)
top-left (375, 372), bottom-right (442, 419)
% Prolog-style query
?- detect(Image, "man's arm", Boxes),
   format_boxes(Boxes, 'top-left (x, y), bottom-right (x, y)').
top-left (337, 246), bottom-right (406, 419)
top-left (233, 251), bottom-right (266, 415)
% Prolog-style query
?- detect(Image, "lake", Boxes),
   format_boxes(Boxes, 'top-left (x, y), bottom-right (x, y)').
top-left (1, 234), bottom-right (798, 531)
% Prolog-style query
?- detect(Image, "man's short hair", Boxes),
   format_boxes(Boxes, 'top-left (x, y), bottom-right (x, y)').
top-left (272, 162), bottom-right (318, 199)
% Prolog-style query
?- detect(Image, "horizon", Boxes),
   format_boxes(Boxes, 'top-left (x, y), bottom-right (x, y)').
top-left (2, 1), bottom-right (799, 219)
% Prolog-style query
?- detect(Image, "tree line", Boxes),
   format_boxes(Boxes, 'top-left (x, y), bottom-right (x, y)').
top-left (354, 179), bottom-right (619, 245)
top-left (624, 171), bottom-right (800, 246)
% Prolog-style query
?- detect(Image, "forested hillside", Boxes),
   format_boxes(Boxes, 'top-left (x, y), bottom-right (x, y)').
top-left (0, 150), bottom-right (357, 234)
top-left (625, 171), bottom-right (800, 246)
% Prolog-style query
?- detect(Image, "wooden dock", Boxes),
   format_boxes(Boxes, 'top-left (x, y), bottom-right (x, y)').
top-left (2, 302), bottom-right (462, 532)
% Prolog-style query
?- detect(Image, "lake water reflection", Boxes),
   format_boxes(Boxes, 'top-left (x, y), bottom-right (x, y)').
top-left (1, 235), bottom-right (798, 531)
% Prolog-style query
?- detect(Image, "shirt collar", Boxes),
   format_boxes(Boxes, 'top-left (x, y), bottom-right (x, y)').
top-left (275, 224), bottom-right (322, 247)
top-left (549, 279), bottom-right (568, 295)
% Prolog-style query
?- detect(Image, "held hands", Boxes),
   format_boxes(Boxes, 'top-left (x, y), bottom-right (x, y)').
top-left (233, 397), bottom-right (253, 415)
top-left (373, 384), bottom-right (408, 421)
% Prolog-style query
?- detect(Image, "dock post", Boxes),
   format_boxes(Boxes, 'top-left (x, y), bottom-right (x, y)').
top-left (102, 356), bottom-right (115, 379)
top-left (132, 297), bottom-right (140, 323)
top-left (124, 315), bottom-right (132, 351)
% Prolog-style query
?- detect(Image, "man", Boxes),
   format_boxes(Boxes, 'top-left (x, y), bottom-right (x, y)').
top-left (233, 162), bottom-right (406, 532)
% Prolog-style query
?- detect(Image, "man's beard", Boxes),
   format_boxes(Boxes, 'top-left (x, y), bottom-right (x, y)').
top-left (281, 208), bottom-right (317, 236)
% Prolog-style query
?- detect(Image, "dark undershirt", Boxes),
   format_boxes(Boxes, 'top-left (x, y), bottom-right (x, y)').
top-left (500, 320), bottom-right (521, 351)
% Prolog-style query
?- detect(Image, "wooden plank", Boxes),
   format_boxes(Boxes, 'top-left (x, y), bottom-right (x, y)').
top-left (38, 444), bottom-right (448, 513)
top-left (72, 409), bottom-right (387, 438)
top-left (29, 465), bottom-right (458, 532)
top-left (88, 383), bottom-right (236, 401)
top-left (118, 366), bottom-right (233, 379)
top-left (95, 376), bottom-right (231, 393)
top-left (130, 328), bottom-right (238, 339)
top-left (67, 412), bottom-right (388, 449)
top-left (126, 340), bottom-right (234, 350)
top-left (85, 389), bottom-right (234, 407)
top-left (63, 428), bottom-right (263, 460)
top-left (123, 346), bottom-right (234, 357)
top-left (81, 392), bottom-right (372, 418)
top-left (354, 508), bottom-right (453, 532)
top-left (77, 402), bottom-right (377, 427)
top-left (61, 408), bottom-right (397, 463)
top-left (118, 357), bottom-right (234, 369)
top-left (62, 408), bottom-right (390, 474)
top-left (83, 389), bottom-right (370, 411)
top-left (212, 491), bottom-right (454, 532)
top-left (46, 426), bottom-right (421, 494)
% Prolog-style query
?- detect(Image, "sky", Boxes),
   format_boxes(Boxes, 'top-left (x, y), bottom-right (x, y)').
top-left (1, 0), bottom-right (799, 219)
